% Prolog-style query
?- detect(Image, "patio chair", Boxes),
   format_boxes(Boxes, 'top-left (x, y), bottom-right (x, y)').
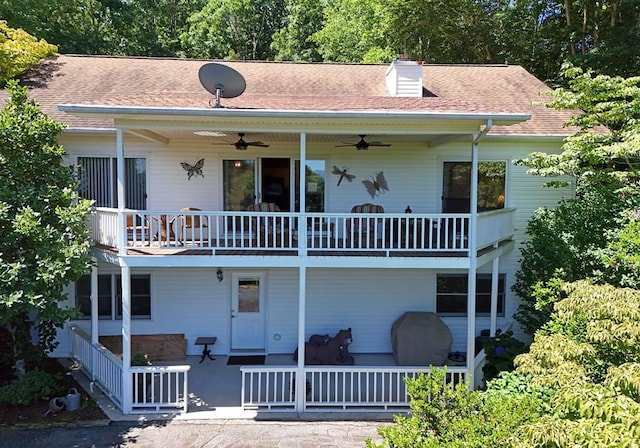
top-left (347, 203), bottom-right (384, 248)
top-left (179, 207), bottom-right (208, 245)
top-left (246, 202), bottom-right (293, 248)
top-left (126, 212), bottom-right (150, 245)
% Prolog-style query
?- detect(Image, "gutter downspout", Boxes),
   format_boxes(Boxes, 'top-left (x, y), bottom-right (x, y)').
top-left (473, 119), bottom-right (493, 145)
top-left (467, 119), bottom-right (492, 390)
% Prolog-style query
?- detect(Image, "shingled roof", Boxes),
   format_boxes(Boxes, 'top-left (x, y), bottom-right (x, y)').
top-left (6, 54), bottom-right (575, 136)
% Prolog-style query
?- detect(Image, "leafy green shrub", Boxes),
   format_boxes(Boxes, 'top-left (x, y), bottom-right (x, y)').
top-left (131, 352), bottom-right (152, 366)
top-left (0, 369), bottom-right (62, 405)
top-left (367, 368), bottom-right (543, 448)
top-left (481, 330), bottom-right (527, 383)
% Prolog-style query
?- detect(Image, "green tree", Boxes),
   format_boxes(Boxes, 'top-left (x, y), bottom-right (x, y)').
top-left (271, 0), bottom-right (323, 62)
top-left (514, 68), bottom-right (640, 335)
top-left (0, 21), bottom-right (56, 85)
top-left (388, 0), bottom-right (500, 63)
top-left (312, 0), bottom-right (395, 63)
top-left (181, 0), bottom-right (286, 60)
top-left (0, 82), bottom-right (92, 369)
top-left (512, 282), bottom-right (640, 446)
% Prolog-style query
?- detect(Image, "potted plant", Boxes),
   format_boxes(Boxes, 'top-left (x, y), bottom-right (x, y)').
top-left (131, 353), bottom-right (153, 403)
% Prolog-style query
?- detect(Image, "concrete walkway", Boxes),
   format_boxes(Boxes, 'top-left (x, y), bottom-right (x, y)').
top-left (0, 420), bottom-right (388, 448)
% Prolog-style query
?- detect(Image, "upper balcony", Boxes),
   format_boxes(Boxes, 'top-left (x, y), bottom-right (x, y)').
top-left (90, 207), bottom-right (515, 268)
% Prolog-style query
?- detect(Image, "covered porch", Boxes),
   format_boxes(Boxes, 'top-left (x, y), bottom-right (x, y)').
top-left (70, 326), bottom-right (481, 417)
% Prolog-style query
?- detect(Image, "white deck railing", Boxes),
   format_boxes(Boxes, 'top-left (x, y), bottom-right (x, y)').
top-left (241, 365), bottom-right (468, 411)
top-left (70, 326), bottom-right (190, 413)
top-left (90, 208), bottom-right (515, 255)
top-left (70, 326), bottom-right (123, 407)
top-left (241, 367), bottom-right (297, 410)
top-left (131, 366), bottom-right (190, 413)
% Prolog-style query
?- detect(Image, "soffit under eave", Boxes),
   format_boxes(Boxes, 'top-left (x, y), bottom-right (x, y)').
top-left (112, 116), bottom-right (514, 136)
top-left (58, 104), bottom-right (528, 135)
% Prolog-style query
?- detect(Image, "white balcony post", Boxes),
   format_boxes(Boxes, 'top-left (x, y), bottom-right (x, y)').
top-left (296, 265), bottom-right (306, 411)
top-left (116, 128), bottom-right (126, 255)
top-left (466, 134), bottom-right (479, 388)
top-left (121, 265), bottom-right (132, 413)
top-left (90, 257), bottom-right (98, 379)
top-left (298, 132), bottom-right (307, 256)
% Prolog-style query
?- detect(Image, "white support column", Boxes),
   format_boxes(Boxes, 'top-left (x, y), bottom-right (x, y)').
top-left (298, 132), bottom-right (307, 256)
top-left (295, 265), bottom-right (307, 412)
top-left (466, 134), bottom-right (479, 387)
top-left (490, 252), bottom-right (500, 336)
top-left (116, 128), bottom-right (126, 255)
top-left (120, 265), bottom-right (132, 413)
top-left (90, 257), bottom-right (98, 379)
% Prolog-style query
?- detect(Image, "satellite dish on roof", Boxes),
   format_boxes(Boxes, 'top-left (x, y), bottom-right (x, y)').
top-left (198, 63), bottom-right (246, 108)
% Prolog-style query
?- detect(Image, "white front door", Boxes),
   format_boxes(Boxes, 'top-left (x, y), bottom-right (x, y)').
top-left (230, 273), bottom-right (266, 351)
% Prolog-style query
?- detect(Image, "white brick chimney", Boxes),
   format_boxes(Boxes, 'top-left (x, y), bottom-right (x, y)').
top-left (385, 60), bottom-right (423, 97)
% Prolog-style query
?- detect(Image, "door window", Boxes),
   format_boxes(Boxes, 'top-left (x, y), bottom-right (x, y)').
top-left (223, 160), bottom-right (256, 211)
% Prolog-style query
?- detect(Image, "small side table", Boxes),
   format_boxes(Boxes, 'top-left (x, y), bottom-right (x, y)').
top-left (195, 337), bottom-right (217, 363)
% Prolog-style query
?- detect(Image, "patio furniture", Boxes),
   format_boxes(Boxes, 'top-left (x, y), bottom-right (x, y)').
top-left (246, 202), bottom-right (293, 248)
top-left (195, 336), bottom-right (217, 363)
top-left (126, 212), bottom-right (149, 243)
top-left (179, 207), bottom-right (208, 244)
top-left (347, 203), bottom-right (384, 248)
top-left (153, 215), bottom-right (176, 245)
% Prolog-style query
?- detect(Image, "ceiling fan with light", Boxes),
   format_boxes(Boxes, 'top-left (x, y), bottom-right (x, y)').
top-left (335, 135), bottom-right (391, 151)
top-left (213, 132), bottom-right (270, 150)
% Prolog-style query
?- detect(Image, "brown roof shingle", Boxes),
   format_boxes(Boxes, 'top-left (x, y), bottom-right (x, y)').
top-left (5, 55), bottom-right (575, 136)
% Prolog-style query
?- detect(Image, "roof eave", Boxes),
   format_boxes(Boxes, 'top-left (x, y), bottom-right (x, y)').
top-left (57, 104), bottom-right (530, 134)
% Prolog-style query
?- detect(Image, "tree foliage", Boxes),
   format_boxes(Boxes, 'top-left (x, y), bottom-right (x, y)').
top-left (0, 82), bottom-right (92, 366)
top-left (514, 69), bottom-right (640, 335)
top-left (271, 0), bottom-right (323, 61)
top-left (181, 0), bottom-right (286, 60)
top-left (1, 0), bottom-right (639, 81)
top-left (511, 282), bottom-right (640, 447)
top-left (0, 21), bottom-right (56, 85)
top-left (312, 0), bottom-right (395, 63)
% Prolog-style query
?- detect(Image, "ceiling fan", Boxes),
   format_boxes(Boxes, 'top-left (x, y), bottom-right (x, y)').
top-left (214, 132), bottom-right (270, 150)
top-left (335, 135), bottom-right (391, 151)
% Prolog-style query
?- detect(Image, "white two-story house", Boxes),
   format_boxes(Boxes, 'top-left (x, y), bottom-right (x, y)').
top-left (10, 55), bottom-right (574, 416)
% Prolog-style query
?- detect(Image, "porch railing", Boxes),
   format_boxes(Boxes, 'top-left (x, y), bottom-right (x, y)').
top-left (70, 326), bottom-right (123, 407)
top-left (240, 365), bottom-right (468, 411)
top-left (91, 208), bottom-right (515, 255)
top-left (241, 367), bottom-right (297, 410)
top-left (131, 366), bottom-right (190, 413)
top-left (70, 326), bottom-right (190, 413)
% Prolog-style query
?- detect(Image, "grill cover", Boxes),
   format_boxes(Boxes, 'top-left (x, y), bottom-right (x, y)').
top-left (391, 312), bottom-right (453, 366)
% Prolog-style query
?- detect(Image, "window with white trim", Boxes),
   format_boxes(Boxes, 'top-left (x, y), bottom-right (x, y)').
top-left (442, 161), bottom-right (506, 212)
top-left (75, 274), bottom-right (151, 319)
top-left (436, 274), bottom-right (505, 316)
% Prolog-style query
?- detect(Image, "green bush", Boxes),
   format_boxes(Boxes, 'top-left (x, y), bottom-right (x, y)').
top-left (367, 368), bottom-right (543, 448)
top-left (0, 369), bottom-right (62, 405)
top-left (481, 330), bottom-right (527, 383)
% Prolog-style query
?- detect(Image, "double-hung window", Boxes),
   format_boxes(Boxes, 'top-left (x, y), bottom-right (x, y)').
top-left (436, 274), bottom-right (505, 316)
top-left (75, 274), bottom-right (151, 319)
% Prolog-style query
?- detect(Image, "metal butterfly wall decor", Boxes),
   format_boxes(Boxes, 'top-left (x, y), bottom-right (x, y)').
top-left (362, 171), bottom-right (389, 199)
top-left (180, 158), bottom-right (204, 180)
top-left (332, 165), bottom-right (356, 186)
